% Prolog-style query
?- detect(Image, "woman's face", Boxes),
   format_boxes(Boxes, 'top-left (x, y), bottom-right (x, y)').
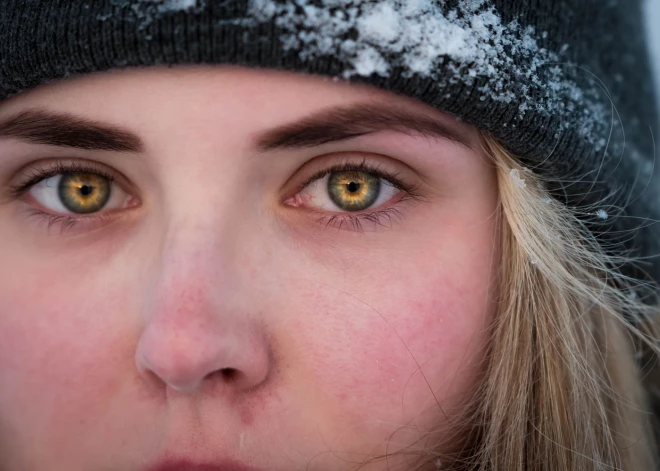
top-left (0, 67), bottom-right (499, 471)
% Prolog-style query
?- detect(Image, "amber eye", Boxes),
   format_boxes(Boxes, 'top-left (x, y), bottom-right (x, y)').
top-left (58, 172), bottom-right (111, 214)
top-left (327, 171), bottom-right (381, 211)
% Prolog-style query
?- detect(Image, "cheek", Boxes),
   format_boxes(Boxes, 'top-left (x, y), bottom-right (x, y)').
top-left (0, 255), bottom-right (136, 457)
top-left (287, 244), bottom-right (494, 446)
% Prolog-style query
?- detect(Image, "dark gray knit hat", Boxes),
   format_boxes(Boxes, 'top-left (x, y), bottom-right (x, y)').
top-left (1, 0), bottom-right (659, 302)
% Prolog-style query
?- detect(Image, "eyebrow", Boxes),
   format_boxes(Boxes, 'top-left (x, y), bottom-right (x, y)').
top-left (0, 109), bottom-right (144, 153)
top-left (0, 103), bottom-right (471, 155)
top-left (255, 102), bottom-right (473, 151)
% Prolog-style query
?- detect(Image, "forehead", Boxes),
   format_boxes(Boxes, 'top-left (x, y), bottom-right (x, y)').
top-left (0, 66), bottom-right (474, 131)
top-left (0, 66), bottom-right (369, 113)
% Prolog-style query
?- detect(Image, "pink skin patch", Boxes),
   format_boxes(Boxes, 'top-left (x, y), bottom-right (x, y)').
top-left (0, 66), bottom-right (498, 470)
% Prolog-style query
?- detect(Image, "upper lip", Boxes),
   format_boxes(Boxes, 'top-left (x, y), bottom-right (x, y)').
top-left (145, 459), bottom-right (264, 471)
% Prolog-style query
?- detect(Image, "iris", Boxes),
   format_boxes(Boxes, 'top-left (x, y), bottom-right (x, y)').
top-left (328, 171), bottom-right (380, 211)
top-left (58, 172), bottom-right (111, 214)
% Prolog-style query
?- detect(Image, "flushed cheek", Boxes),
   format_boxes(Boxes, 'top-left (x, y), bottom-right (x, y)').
top-left (290, 276), bottom-right (490, 450)
top-left (0, 267), bottom-right (140, 466)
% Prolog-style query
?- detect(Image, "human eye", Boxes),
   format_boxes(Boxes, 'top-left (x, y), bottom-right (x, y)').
top-left (284, 155), bottom-right (424, 232)
top-left (8, 160), bottom-right (139, 234)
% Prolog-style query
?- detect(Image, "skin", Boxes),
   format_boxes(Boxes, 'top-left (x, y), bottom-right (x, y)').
top-left (0, 66), bottom-right (500, 471)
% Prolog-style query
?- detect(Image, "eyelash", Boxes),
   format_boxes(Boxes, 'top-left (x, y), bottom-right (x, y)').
top-left (9, 161), bottom-right (120, 234)
top-left (9, 158), bottom-right (423, 235)
top-left (10, 161), bottom-right (117, 197)
top-left (19, 208), bottom-right (116, 234)
top-left (296, 160), bottom-right (424, 232)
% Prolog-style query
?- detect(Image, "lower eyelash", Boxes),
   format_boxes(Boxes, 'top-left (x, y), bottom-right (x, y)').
top-left (22, 207), bottom-right (114, 235)
top-left (313, 204), bottom-right (408, 232)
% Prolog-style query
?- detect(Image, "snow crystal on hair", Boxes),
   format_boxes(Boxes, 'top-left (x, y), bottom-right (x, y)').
top-left (509, 169), bottom-right (527, 188)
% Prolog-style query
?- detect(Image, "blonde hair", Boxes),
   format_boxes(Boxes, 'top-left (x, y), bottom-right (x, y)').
top-left (437, 134), bottom-right (660, 470)
top-left (354, 133), bottom-right (659, 471)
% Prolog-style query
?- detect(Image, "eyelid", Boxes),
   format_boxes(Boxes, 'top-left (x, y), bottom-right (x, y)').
top-left (8, 158), bottom-right (138, 200)
top-left (4, 158), bottom-right (141, 235)
top-left (279, 152), bottom-right (429, 233)
top-left (282, 151), bottom-right (422, 200)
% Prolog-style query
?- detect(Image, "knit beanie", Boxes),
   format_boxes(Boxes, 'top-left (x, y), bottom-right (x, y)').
top-left (1, 0), bottom-right (659, 305)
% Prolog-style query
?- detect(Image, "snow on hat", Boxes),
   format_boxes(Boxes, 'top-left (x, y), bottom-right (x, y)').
top-left (0, 0), bottom-right (659, 304)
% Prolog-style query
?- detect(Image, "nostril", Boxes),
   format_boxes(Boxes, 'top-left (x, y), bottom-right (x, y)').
top-left (220, 367), bottom-right (239, 382)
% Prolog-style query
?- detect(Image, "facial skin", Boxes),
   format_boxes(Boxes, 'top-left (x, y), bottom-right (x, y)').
top-left (0, 66), bottom-right (499, 471)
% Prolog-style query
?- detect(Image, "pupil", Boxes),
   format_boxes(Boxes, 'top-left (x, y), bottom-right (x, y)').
top-left (79, 185), bottom-right (94, 197)
top-left (347, 181), bottom-right (360, 193)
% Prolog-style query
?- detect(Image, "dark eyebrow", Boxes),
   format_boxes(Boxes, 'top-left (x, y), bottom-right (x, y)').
top-left (0, 109), bottom-right (144, 153)
top-left (255, 102), bottom-right (473, 151)
top-left (0, 105), bottom-right (469, 154)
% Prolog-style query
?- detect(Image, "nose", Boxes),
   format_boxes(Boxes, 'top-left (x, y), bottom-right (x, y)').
top-left (136, 309), bottom-right (271, 394)
top-left (135, 234), bottom-right (272, 395)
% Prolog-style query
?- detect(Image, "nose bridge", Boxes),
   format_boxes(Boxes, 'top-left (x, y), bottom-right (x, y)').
top-left (136, 219), bottom-right (271, 394)
top-left (161, 216), bottom-right (239, 293)
top-left (150, 215), bottom-right (239, 318)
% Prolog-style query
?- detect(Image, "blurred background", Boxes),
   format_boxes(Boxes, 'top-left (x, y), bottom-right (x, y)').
top-left (646, 0), bottom-right (660, 111)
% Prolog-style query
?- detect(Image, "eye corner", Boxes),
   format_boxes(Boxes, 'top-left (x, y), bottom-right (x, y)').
top-left (281, 157), bottom-right (425, 234)
top-left (7, 158), bottom-right (141, 234)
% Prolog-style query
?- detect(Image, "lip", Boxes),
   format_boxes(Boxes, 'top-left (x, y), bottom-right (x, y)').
top-left (146, 459), bottom-right (263, 471)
